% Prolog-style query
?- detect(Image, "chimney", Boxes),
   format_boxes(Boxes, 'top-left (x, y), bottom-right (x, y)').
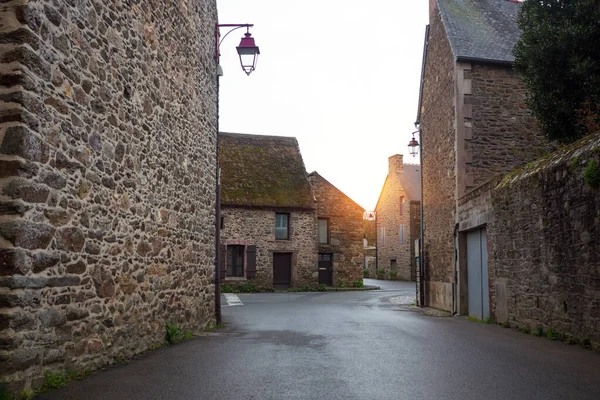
top-left (388, 154), bottom-right (403, 174)
top-left (429, 0), bottom-right (437, 21)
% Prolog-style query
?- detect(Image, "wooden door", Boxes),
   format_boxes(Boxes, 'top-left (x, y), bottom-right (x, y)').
top-left (273, 253), bottom-right (292, 289)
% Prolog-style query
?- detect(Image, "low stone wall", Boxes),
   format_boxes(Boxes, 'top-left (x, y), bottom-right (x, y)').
top-left (460, 133), bottom-right (600, 348)
top-left (0, 0), bottom-right (218, 391)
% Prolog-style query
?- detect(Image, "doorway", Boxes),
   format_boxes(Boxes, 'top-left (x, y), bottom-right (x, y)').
top-left (318, 253), bottom-right (333, 286)
top-left (273, 253), bottom-right (292, 289)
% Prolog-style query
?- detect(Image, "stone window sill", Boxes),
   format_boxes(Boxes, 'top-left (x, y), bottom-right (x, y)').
top-left (225, 276), bottom-right (246, 281)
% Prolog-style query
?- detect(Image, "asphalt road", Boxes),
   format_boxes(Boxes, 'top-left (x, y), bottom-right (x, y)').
top-left (37, 280), bottom-right (600, 400)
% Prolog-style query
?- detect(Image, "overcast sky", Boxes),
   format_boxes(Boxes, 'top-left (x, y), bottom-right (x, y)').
top-left (217, 0), bottom-right (429, 211)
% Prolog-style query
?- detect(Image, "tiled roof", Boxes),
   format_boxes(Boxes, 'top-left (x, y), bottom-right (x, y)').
top-left (437, 0), bottom-right (522, 64)
top-left (218, 132), bottom-right (315, 209)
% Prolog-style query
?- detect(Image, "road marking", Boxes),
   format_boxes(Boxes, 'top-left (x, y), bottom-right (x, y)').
top-left (224, 293), bottom-right (243, 306)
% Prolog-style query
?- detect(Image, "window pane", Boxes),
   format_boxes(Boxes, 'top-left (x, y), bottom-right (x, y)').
top-left (400, 224), bottom-right (405, 244)
top-left (318, 219), bottom-right (328, 244)
top-left (275, 213), bottom-right (289, 239)
top-left (227, 245), bottom-right (245, 277)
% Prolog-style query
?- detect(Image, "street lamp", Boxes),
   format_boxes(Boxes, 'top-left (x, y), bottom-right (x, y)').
top-left (216, 24), bottom-right (260, 75)
top-left (408, 130), bottom-right (419, 157)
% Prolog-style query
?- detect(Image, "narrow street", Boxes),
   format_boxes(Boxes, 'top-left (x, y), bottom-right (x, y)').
top-left (38, 280), bottom-right (600, 400)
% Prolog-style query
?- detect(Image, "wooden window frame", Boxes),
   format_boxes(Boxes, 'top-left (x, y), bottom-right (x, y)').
top-left (318, 218), bottom-right (330, 244)
top-left (275, 213), bottom-right (290, 240)
top-left (226, 245), bottom-right (245, 278)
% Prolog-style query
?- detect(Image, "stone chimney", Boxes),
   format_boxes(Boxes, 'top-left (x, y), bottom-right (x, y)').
top-left (388, 154), bottom-right (403, 174)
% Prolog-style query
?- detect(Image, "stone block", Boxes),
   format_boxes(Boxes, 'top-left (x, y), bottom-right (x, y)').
top-left (66, 259), bottom-right (87, 274)
top-left (66, 307), bottom-right (89, 321)
top-left (44, 208), bottom-right (71, 226)
top-left (56, 227), bottom-right (86, 252)
top-left (0, 126), bottom-right (49, 163)
top-left (0, 248), bottom-right (31, 276)
top-left (0, 159), bottom-right (39, 179)
top-left (32, 252), bottom-right (60, 273)
top-left (3, 178), bottom-right (50, 203)
top-left (1, 348), bottom-right (41, 374)
top-left (37, 308), bottom-right (66, 328)
top-left (0, 220), bottom-right (56, 250)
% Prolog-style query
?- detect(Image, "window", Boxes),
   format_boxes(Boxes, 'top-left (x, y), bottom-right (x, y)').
top-left (391, 259), bottom-right (397, 271)
top-left (318, 218), bottom-right (329, 244)
top-left (275, 213), bottom-right (289, 240)
top-left (227, 245), bottom-right (244, 277)
top-left (381, 227), bottom-right (386, 247)
top-left (400, 224), bottom-right (405, 244)
top-left (400, 196), bottom-right (405, 215)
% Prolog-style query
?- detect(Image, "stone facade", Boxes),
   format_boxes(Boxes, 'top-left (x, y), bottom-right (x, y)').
top-left (220, 207), bottom-right (318, 289)
top-left (375, 155), bottom-right (420, 281)
top-left (418, 2), bottom-right (551, 312)
top-left (0, 0), bottom-right (218, 391)
top-left (308, 172), bottom-right (364, 286)
top-left (458, 133), bottom-right (600, 349)
top-left (419, 8), bottom-right (456, 309)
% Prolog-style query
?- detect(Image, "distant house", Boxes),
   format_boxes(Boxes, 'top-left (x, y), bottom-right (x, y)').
top-left (308, 172), bottom-right (365, 286)
top-left (375, 155), bottom-right (421, 281)
top-left (218, 132), bottom-right (317, 290)
top-left (417, 0), bottom-right (550, 312)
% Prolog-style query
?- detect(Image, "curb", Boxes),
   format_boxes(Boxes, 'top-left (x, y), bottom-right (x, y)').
top-left (326, 285), bottom-right (380, 292)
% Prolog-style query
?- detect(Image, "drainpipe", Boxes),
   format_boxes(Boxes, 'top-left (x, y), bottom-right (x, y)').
top-left (452, 223), bottom-right (458, 316)
top-left (214, 72), bottom-right (222, 325)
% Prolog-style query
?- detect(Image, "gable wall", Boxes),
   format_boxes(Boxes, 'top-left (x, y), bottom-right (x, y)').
top-left (0, 0), bottom-right (218, 390)
top-left (308, 175), bottom-right (364, 286)
top-left (468, 64), bottom-right (550, 188)
top-left (375, 174), bottom-right (413, 281)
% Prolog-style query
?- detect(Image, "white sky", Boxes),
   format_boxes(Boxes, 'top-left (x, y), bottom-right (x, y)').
top-left (217, 1), bottom-right (429, 211)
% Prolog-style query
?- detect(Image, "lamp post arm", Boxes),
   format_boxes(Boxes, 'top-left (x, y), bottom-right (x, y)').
top-left (215, 23), bottom-right (254, 60)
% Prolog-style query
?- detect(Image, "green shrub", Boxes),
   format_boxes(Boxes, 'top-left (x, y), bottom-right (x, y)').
top-left (565, 336), bottom-right (577, 345)
top-left (389, 271), bottom-right (398, 280)
top-left (580, 337), bottom-right (591, 349)
top-left (318, 284), bottom-right (328, 291)
top-left (534, 326), bottom-right (544, 337)
top-left (337, 280), bottom-right (347, 288)
top-left (165, 322), bottom-right (193, 344)
top-left (546, 328), bottom-right (560, 340)
top-left (220, 284), bottom-right (235, 293)
top-left (376, 269), bottom-right (386, 279)
top-left (584, 159), bottom-right (600, 188)
top-left (363, 269), bottom-right (370, 278)
top-left (353, 280), bottom-right (364, 288)
top-left (522, 327), bottom-right (531, 334)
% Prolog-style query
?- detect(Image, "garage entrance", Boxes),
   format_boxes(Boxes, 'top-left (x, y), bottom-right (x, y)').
top-left (466, 228), bottom-right (489, 320)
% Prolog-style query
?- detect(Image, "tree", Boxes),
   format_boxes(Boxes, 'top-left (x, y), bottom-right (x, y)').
top-left (513, 0), bottom-right (600, 143)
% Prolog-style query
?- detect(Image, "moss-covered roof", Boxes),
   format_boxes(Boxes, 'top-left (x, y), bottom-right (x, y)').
top-left (218, 132), bottom-right (315, 210)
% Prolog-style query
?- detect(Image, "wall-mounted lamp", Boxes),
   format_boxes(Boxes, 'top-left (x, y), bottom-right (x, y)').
top-left (215, 23), bottom-right (260, 76)
top-left (408, 130), bottom-right (420, 157)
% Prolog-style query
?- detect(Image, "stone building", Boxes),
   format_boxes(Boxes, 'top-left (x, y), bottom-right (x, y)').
top-left (374, 155), bottom-right (421, 281)
top-left (416, 0), bottom-right (550, 311)
top-left (218, 133), bottom-right (318, 289)
top-left (307, 172), bottom-right (364, 287)
top-left (0, 0), bottom-right (218, 391)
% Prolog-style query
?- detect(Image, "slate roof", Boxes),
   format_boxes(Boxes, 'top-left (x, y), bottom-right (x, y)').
top-left (218, 132), bottom-right (315, 210)
top-left (375, 164), bottom-right (421, 212)
top-left (437, 0), bottom-right (522, 64)
top-left (399, 164), bottom-right (421, 202)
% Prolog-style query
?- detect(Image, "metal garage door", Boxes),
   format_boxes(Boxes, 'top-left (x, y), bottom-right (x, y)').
top-left (467, 229), bottom-right (490, 320)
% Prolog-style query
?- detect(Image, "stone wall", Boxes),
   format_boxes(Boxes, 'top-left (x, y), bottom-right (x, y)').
top-left (308, 173), bottom-right (364, 286)
top-left (0, 0), bottom-right (218, 390)
top-left (419, 8), bottom-right (456, 309)
top-left (490, 134), bottom-right (600, 348)
top-left (220, 207), bottom-right (318, 288)
top-left (375, 155), bottom-right (414, 281)
top-left (468, 64), bottom-right (551, 188)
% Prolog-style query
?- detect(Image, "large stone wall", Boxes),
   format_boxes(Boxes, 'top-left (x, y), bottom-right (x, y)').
top-left (0, 0), bottom-right (218, 390)
top-left (489, 134), bottom-right (600, 348)
top-left (419, 8), bottom-right (456, 310)
top-left (220, 207), bottom-right (318, 288)
top-left (308, 173), bottom-right (364, 286)
top-left (375, 156), bottom-right (414, 281)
